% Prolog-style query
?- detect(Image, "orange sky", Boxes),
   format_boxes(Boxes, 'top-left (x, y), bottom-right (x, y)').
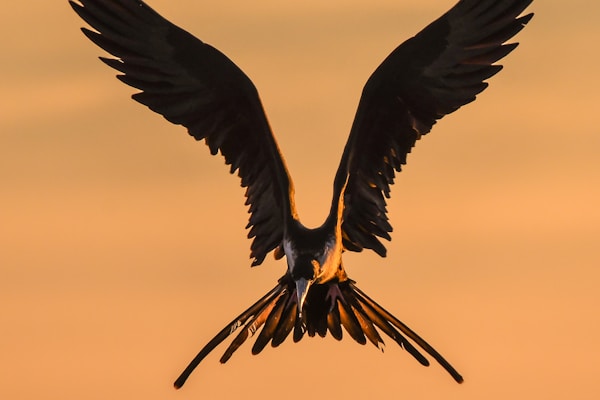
top-left (2, 1), bottom-right (599, 399)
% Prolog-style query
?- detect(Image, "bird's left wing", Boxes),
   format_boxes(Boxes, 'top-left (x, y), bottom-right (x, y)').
top-left (333, 0), bottom-right (534, 256)
top-left (70, 0), bottom-right (295, 266)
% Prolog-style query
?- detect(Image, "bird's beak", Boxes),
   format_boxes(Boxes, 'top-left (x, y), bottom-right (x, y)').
top-left (295, 277), bottom-right (312, 316)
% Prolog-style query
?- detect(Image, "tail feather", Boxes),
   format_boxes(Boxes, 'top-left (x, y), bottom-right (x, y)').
top-left (293, 311), bottom-right (305, 342)
top-left (251, 290), bottom-right (289, 354)
top-left (338, 298), bottom-right (368, 345)
top-left (220, 288), bottom-right (285, 362)
top-left (308, 311), bottom-right (328, 338)
top-left (174, 276), bottom-right (463, 389)
top-left (351, 283), bottom-right (464, 383)
top-left (326, 307), bottom-right (343, 340)
top-left (271, 298), bottom-right (296, 347)
top-left (351, 302), bottom-right (385, 349)
top-left (348, 285), bottom-right (430, 366)
top-left (173, 282), bottom-right (285, 389)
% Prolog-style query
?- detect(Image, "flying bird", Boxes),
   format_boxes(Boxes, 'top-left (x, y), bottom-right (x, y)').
top-left (70, 0), bottom-right (533, 388)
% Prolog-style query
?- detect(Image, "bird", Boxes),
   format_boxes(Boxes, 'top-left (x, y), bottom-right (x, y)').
top-left (70, 0), bottom-right (533, 388)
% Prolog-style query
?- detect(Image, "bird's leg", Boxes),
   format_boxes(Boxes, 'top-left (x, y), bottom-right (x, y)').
top-left (325, 281), bottom-right (346, 313)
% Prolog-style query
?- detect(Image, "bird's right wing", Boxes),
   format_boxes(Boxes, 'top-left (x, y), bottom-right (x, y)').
top-left (333, 0), bottom-right (533, 256)
top-left (70, 0), bottom-right (295, 266)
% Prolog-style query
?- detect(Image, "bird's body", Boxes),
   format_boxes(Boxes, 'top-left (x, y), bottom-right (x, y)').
top-left (70, 0), bottom-right (534, 388)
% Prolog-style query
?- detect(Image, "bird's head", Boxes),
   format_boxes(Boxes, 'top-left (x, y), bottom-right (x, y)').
top-left (290, 255), bottom-right (320, 314)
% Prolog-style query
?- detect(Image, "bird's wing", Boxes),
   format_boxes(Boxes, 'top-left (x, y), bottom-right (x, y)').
top-left (70, 0), bottom-right (296, 266)
top-left (333, 0), bottom-right (533, 256)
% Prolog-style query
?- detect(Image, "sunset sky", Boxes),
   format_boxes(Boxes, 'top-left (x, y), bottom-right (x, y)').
top-left (2, 1), bottom-right (599, 399)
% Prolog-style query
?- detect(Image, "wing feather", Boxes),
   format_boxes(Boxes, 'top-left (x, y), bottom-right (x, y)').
top-left (334, 0), bottom-right (533, 255)
top-left (70, 0), bottom-right (294, 266)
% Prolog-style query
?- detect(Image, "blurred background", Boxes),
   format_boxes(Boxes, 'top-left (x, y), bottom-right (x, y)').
top-left (2, 1), bottom-right (599, 399)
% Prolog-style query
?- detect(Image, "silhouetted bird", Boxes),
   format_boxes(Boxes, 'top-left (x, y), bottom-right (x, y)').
top-left (70, 0), bottom-right (533, 388)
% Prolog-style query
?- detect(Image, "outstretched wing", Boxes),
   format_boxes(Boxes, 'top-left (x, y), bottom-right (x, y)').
top-left (334, 0), bottom-right (533, 256)
top-left (70, 0), bottom-right (294, 266)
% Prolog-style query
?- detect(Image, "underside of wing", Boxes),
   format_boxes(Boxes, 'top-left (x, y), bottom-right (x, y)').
top-left (335, 0), bottom-right (534, 256)
top-left (70, 0), bottom-right (294, 266)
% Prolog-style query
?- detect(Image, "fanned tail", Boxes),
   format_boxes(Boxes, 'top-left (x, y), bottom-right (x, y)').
top-left (347, 282), bottom-right (464, 383)
top-left (173, 281), bottom-right (288, 389)
top-left (174, 276), bottom-right (463, 389)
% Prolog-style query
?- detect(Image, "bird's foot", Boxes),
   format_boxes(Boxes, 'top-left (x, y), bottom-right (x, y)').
top-left (325, 282), bottom-right (346, 313)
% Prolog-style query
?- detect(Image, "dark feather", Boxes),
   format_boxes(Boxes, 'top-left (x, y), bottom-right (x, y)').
top-left (271, 298), bottom-right (297, 347)
top-left (251, 290), bottom-right (290, 355)
top-left (172, 283), bottom-right (284, 389)
top-left (346, 296), bottom-right (385, 349)
top-left (338, 298), bottom-right (368, 345)
top-left (173, 277), bottom-right (464, 387)
top-left (351, 283), bottom-right (464, 383)
top-left (69, 0), bottom-right (295, 266)
top-left (335, 0), bottom-right (534, 257)
top-left (220, 296), bottom-right (278, 363)
top-left (327, 306), bottom-right (343, 341)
